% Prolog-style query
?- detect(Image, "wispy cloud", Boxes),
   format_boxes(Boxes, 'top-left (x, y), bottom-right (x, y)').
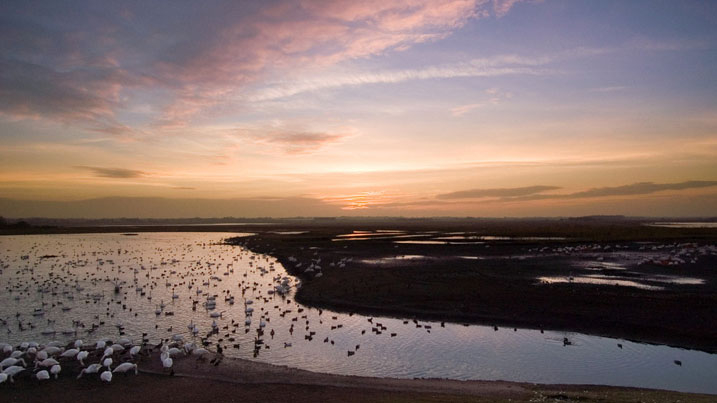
top-left (492, 0), bottom-right (537, 17)
top-left (250, 55), bottom-right (551, 102)
top-left (450, 87), bottom-right (513, 116)
top-left (502, 181), bottom-right (717, 202)
top-left (234, 126), bottom-right (352, 154)
top-left (75, 166), bottom-right (147, 179)
top-left (438, 185), bottom-right (560, 199)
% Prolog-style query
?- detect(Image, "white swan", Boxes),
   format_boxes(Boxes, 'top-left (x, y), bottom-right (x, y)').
top-left (162, 357), bottom-right (173, 370)
top-left (77, 351), bottom-right (89, 366)
top-left (102, 357), bottom-right (113, 370)
top-left (37, 358), bottom-right (59, 368)
top-left (100, 370), bottom-right (112, 383)
top-left (77, 363), bottom-right (102, 379)
top-left (129, 345), bottom-right (141, 357)
top-left (1, 357), bottom-right (25, 369)
top-left (35, 370), bottom-right (50, 381)
top-left (60, 348), bottom-right (79, 358)
top-left (50, 364), bottom-right (61, 379)
top-left (102, 346), bottom-right (114, 359)
top-left (0, 373), bottom-right (7, 384)
top-left (2, 366), bottom-right (24, 383)
top-left (42, 346), bottom-right (63, 356)
top-left (191, 348), bottom-right (209, 357)
top-left (112, 363), bottom-right (138, 375)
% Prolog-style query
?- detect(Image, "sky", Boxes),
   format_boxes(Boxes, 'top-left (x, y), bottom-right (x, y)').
top-left (1, 0), bottom-right (716, 218)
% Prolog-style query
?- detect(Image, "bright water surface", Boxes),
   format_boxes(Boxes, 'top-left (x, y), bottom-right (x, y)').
top-left (0, 233), bottom-right (715, 394)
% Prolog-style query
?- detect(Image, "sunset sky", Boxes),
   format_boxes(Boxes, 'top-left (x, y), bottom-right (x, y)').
top-left (1, 0), bottom-right (716, 218)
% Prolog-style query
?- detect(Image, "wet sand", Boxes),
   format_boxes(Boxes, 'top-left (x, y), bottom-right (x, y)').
top-left (2, 351), bottom-right (715, 402)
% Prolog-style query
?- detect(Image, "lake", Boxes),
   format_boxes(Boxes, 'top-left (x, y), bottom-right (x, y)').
top-left (1, 232), bottom-right (715, 394)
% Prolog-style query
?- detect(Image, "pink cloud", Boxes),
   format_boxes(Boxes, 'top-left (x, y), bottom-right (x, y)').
top-left (492, 0), bottom-right (535, 17)
top-left (1, 1), bottom-right (531, 132)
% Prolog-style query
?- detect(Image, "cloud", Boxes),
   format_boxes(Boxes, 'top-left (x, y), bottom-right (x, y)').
top-left (504, 181), bottom-right (717, 201)
top-left (557, 181), bottom-right (717, 199)
top-left (0, 196), bottom-right (343, 219)
top-left (450, 87), bottom-right (514, 116)
top-left (492, 0), bottom-right (535, 17)
top-left (0, 0), bottom-right (534, 129)
top-left (240, 127), bottom-right (350, 154)
top-left (589, 86), bottom-right (628, 93)
top-left (437, 185), bottom-right (560, 199)
top-left (75, 166), bottom-right (147, 179)
top-left (250, 54), bottom-right (550, 102)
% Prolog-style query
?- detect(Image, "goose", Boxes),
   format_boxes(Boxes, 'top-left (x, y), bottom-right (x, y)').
top-left (100, 370), bottom-right (112, 383)
top-left (77, 363), bottom-right (102, 379)
top-left (112, 362), bottom-right (138, 375)
top-left (50, 364), bottom-right (61, 379)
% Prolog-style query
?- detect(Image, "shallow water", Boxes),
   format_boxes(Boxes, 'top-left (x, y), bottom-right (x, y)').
top-left (1, 233), bottom-right (716, 394)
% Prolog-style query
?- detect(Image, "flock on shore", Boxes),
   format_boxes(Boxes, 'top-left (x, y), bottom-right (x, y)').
top-left (0, 334), bottom-right (216, 385)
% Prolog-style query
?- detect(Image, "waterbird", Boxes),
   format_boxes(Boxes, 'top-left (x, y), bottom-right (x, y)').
top-left (77, 351), bottom-right (89, 366)
top-left (60, 348), bottom-right (79, 358)
top-left (50, 364), bottom-right (61, 379)
top-left (100, 370), bottom-right (113, 382)
top-left (112, 362), bottom-right (138, 375)
top-left (1, 357), bottom-right (26, 369)
top-left (2, 366), bottom-right (25, 383)
top-left (77, 363), bottom-right (103, 379)
top-left (35, 369), bottom-right (50, 381)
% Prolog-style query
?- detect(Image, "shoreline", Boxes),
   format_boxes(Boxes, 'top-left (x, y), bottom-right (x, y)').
top-left (2, 349), bottom-right (715, 402)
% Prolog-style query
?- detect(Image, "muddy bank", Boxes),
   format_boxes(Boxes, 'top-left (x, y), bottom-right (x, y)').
top-left (225, 221), bottom-right (717, 353)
